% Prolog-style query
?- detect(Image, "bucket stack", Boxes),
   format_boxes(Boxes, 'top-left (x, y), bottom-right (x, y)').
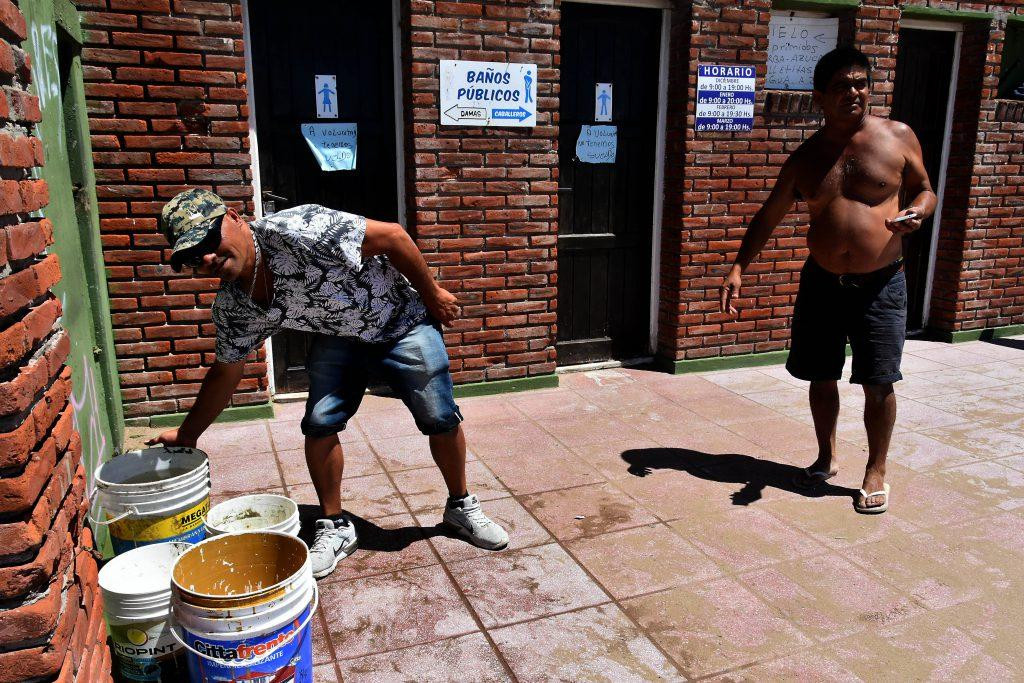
top-left (93, 447), bottom-right (312, 681)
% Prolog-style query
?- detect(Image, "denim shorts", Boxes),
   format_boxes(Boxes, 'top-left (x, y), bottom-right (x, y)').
top-left (785, 257), bottom-right (907, 385)
top-left (300, 321), bottom-right (463, 438)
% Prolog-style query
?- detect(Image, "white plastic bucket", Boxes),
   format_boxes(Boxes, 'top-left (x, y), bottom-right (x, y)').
top-left (99, 542), bottom-right (192, 681)
top-left (169, 532), bottom-right (316, 682)
top-left (93, 447), bottom-right (211, 556)
top-left (205, 494), bottom-right (301, 538)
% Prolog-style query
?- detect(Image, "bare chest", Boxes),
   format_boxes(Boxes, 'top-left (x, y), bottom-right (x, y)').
top-left (800, 141), bottom-right (905, 207)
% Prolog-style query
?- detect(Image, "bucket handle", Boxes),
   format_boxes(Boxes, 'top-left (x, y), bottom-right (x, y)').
top-left (168, 582), bottom-right (319, 669)
top-left (84, 487), bottom-right (138, 527)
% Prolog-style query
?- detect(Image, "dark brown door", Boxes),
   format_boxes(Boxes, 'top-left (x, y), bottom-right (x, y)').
top-left (557, 4), bottom-right (661, 366)
top-left (891, 28), bottom-right (956, 332)
top-left (248, 1), bottom-right (399, 393)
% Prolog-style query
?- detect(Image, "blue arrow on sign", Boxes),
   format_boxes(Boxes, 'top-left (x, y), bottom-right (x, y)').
top-left (491, 106), bottom-right (532, 122)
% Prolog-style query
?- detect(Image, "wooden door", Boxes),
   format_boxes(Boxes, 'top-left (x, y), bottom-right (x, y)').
top-left (891, 28), bottom-right (956, 332)
top-left (248, 1), bottom-right (399, 393)
top-left (557, 4), bottom-right (661, 365)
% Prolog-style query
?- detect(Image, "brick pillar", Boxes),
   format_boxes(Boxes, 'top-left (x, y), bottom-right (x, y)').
top-left (0, 2), bottom-right (112, 680)
top-left (79, 0), bottom-right (266, 422)
top-left (658, 0), bottom-right (907, 366)
top-left (940, 17), bottom-right (1023, 334)
top-left (405, 1), bottom-right (559, 384)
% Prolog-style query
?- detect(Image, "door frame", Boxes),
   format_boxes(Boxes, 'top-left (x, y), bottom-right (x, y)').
top-left (898, 18), bottom-right (962, 330)
top-left (560, 0), bottom-right (670, 361)
top-left (240, 0), bottom-right (408, 397)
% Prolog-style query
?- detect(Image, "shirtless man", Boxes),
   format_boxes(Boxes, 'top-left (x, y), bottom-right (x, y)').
top-left (720, 47), bottom-right (937, 514)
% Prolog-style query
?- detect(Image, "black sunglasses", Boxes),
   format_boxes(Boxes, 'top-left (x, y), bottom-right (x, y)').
top-left (175, 222), bottom-right (223, 270)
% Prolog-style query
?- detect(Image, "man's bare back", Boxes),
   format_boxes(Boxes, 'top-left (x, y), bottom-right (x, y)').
top-left (792, 115), bottom-right (927, 274)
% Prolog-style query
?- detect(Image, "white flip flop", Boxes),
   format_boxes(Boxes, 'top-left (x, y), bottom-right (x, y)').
top-left (854, 483), bottom-right (890, 514)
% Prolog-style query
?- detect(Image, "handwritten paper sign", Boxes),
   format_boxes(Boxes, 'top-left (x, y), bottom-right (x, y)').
top-left (301, 123), bottom-right (357, 171)
top-left (576, 125), bottom-right (617, 164)
top-left (767, 16), bottom-right (839, 90)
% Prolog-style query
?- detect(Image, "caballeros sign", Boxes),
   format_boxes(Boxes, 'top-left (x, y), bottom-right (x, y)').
top-left (440, 59), bottom-right (538, 127)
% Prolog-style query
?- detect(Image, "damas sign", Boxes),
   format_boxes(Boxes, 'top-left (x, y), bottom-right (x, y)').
top-left (440, 60), bottom-right (537, 127)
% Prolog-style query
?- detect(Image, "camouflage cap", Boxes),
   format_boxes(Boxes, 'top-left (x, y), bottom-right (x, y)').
top-left (159, 188), bottom-right (228, 265)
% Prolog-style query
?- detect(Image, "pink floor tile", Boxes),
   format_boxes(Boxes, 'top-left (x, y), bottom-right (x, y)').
top-left (199, 422), bottom-right (273, 457)
top-left (339, 633), bottom-right (510, 682)
top-left (566, 523), bottom-right (722, 599)
top-left (447, 543), bottom-right (609, 628)
top-left (490, 604), bottom-right (680, 681)
top-left (208, 452), bottom-right (283, 496)
top-left (669, 507), bottom-right (826, 573)
top-left (623, 578), bottom-right (812, 678)
top-left (485, 448), bottom-right (605, 495)
top-left (319, 565), bottom-right (478, 659)
top-left (741, 554), bottom-right (921, 642)
top-left (521, 482), bottom-right (660, 541)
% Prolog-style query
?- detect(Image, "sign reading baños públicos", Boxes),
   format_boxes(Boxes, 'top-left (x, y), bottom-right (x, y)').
top-left (440, 60), bottom-right (537, 127)
top-left (696, 64), bottom-right (755, 133)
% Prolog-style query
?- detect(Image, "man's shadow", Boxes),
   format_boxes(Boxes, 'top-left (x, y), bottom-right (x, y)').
top-left (620, 448), bottom-right (857, 506)
top-left (296, 505), bottom-right (463, 552)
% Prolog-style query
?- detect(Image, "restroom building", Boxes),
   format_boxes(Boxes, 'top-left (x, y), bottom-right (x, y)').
top-left (74, 0), bottom-right (1024, 424)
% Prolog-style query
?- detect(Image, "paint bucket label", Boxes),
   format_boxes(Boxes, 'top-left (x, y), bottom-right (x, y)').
top-left (109, 620), bottom-right (187, 682)
top-left (110, 498), bottom-right (210, 555)
top-left (183, 603), bottom-right (313, 682)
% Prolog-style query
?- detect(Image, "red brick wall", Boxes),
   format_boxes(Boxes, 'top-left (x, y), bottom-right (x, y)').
top-left (404, 0), bottom-right (559, 383)
top-left (79, 0), bottom-right (266, 421)
top-left (924, 7), bottom-right (1024, 334)
top-left (659, 0), bottom-right (1021, 363)
top-left (0, 2), bottom-right (111, 680)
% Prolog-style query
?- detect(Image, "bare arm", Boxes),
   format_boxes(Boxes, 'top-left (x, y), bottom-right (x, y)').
top-left (720, 157), bottom-right (800, 314)
top-left (362, 219), bottom-right (459, 325)
top-left (146, 360), bottom-right (245, 448)
top-left (885, 122), bottom-right (938, 234)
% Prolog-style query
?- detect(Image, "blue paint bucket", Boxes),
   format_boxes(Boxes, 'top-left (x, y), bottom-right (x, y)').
top-left (169, 532), bottom-right (316, 682)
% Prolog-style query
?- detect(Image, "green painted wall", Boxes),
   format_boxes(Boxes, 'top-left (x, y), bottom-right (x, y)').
top-left (23, 0), bottom-right (124, 553)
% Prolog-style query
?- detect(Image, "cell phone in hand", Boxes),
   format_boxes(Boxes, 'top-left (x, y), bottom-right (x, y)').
top-left (891, 212), bottom-right (918, 224)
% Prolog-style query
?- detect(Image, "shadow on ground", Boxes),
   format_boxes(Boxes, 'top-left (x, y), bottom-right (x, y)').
top-left (297, 504), bottom-right (457, 551)
top-left (621, 448), bottom-right (857, 506)
top-left (982, 337), bottom-right (1024, 351)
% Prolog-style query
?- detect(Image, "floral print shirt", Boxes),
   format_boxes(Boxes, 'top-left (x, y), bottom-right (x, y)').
top-left (212, 205), bottom-right (427, 363)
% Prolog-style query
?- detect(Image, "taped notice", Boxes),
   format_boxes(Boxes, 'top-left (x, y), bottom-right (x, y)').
top-left (301, 122), bottom-right (357, 171)
top-left (576, 125), bottom-right (617, 164)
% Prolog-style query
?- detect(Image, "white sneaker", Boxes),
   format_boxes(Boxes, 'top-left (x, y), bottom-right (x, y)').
top-left (309, 517), bottom-right (358, 579)
top-left (442, 494), bottom-right (509, 550)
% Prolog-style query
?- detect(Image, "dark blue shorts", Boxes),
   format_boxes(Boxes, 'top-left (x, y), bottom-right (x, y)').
top-left (300, 321), bottom-right (463, 437)
top-left (786, 257), bottom-right (907, 385)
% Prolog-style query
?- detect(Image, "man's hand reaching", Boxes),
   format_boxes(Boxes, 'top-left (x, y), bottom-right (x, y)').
top-left (425, 287), bottom-right (460, 326)
top-left (720, 267), bottom-right (742, 316)
top-left (145, 428), bottom-right (198, 449)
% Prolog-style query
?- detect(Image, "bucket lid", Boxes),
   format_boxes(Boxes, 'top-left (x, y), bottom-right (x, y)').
top-left (99, 542), bottom-right (192, 600)
top-left (205, 494), bottom-right (298, 534)
top-left (171, 531), bottom-right (309, 607)
top-left (95, 446), bottom-right (209, 490)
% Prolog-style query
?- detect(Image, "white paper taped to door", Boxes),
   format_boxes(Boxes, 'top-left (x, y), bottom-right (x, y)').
top-left (576, 125), bottom-right (617, 164)
top-left (301, 123), bottom-right (357, 171)
top-left (766, 16), bottom-right (839, 90)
